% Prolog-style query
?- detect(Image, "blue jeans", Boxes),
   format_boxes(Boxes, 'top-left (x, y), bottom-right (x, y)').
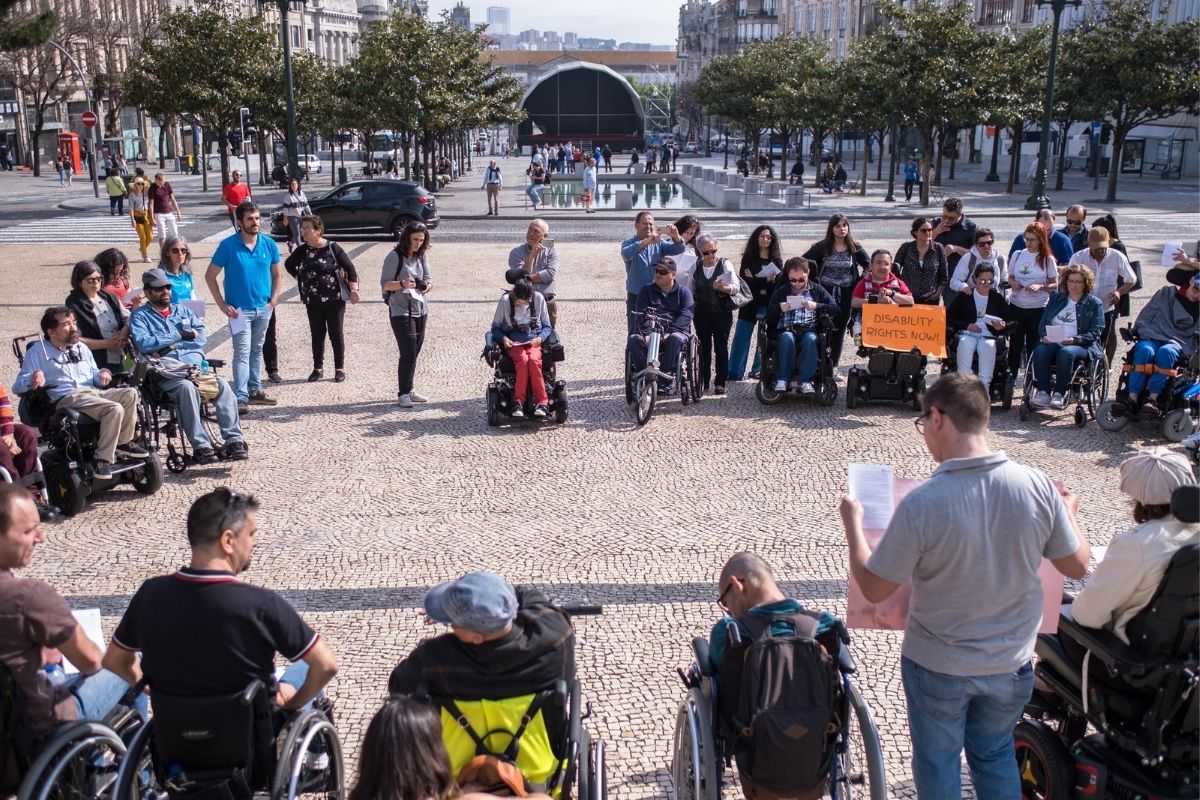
top-left (1127, 339), bottom-right (1182, 397)
top-left (158, 374), bottom-right (243, 449)
top-left (60, 669), bottom-right (150, 722)
top-left (526, 183), bottom-right (543, 206)
top-left (278, 661), bottom-right (319, 712)
top-left (1031, 342), bottom-right (1089, 393)
top-left (776, 330), bottom-right (818, 383)
top-left (231, 306), bottom-right (273, 403)
top-left (901, 657), bottom-right (1033, 800)
top-left (628, 331), bottom-right (687, 388)
top-left (727, 309), bottom-right (766, 380)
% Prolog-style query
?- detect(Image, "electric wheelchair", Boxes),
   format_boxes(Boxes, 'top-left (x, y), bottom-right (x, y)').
top-left (845, 345), bottom-right (928, 411)
top-left (12, 335), bottom-right (164, 518)
top-left (1097, 328), bottom-right (1200, 443)
top-left (624, 310), bottom-right (702, 427)
top-left (2, 667), bottom-right (146, 800)
top-left (670, 616), bottom-right (886, 800)
top-left (940, 322), bottom-right (1018, 410)
top-left (111, 679), bottom-right (345, 800)
top-left (754, 312), bottom-right (839, 407)
top-left (482, 334), bottom-right (569, 427)
top-left (136, 355), bottom-right (240, 472)
top-left (1013, 484), bottom-right (1199, 800)
top-left (1017, 347), bottom-right (1110, 428)
top-left (419, 604), bottom-right (606, 800)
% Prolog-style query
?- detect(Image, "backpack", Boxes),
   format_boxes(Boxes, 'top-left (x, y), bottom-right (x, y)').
top-left (721, 611), bottom-right (841, 797)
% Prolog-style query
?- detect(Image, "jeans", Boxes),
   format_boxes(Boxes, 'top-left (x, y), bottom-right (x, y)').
top-left (628, 331), bottom-right (687, 387)
top-left (776, 330), bottom-right (818, 383)
top-left (65, 669), bottom-right (150, 722)
top-left (287, 216), bottom-right (302, 251)
top-left (526, 183), bottom-right (543, 206)
top-left (508, 342), bottom-right (549, 405)
top-left (957, 332), bottom-right (998, 384)
top-left (901, 657), bottom-right (1033, 800)
top-left (157, 374), bottom-right (243, 450)
top-left (305, 301), bottom-right (346, 370)
top-left (230, 306), bottom-right (273, 403)
top-left (727, 308), bottom-right (766, 380)
top-left (1032, 343), bottom-right (1089, 394)
top-left (109, 196), bottom-right (124, 215)
top-left (1128, 339), bottom-right (1183, 397)
top-left (389, 314), bottom-right (427, 396)
top-left (693, 309), bottom-right (732, 390)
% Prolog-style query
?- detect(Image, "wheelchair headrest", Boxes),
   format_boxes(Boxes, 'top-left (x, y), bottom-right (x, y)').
top-left (1172, 485), bottom-right (1200, 524)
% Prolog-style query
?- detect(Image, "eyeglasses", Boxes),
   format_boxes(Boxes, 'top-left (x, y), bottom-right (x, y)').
top-left (717, 580), bottom-right (734, 611)
top-left (701, 249), bottom-right (717, 255)
top-left (914, 407), bottom-right (941, 434)
top-left (82, 276), bottom-right (102, 283)
top-left (170, 248), bottom-right (189, 254)
top-left (977, 240), bottom-right (994, 247)
top-left (1065, 219), bottom-right (1084, 226)
top-left (654, 268), bottom-right (671, 275)
top-left (975, 278), bottom-right (994, 285)
top-left (146, 285), bottom-right (171, 293)
top-left (788, 278), bottom-right (807, 284)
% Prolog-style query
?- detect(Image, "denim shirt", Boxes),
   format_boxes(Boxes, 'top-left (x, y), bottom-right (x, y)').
top-left (129, 303), bottom-right (207, 366)
top-left (12, 340), bottom-right (104, 402)
top-left (621, 236), bottom-right (686, 295)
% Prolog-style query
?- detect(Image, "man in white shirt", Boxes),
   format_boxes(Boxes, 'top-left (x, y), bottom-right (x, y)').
top-left (1068, 226), bottom-right (1136, 363)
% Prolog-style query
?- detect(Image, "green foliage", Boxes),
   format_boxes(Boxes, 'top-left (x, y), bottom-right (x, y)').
top-left (0, 0), bottom-right (55, 51)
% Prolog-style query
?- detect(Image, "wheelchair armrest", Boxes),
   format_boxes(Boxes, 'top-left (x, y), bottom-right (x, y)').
top-left (241, 679), bottom-right (267, 705)
top-left (1057, 614), bottom-right (1159, 678)
top-left (1119, 325), bottom-right (1136, 344)
top-left (692, 638), bottom-right (713, 676)
top-left (206, 358), bottom-right (225, 369)
top-left (837, 646), bottom-right (857, 675)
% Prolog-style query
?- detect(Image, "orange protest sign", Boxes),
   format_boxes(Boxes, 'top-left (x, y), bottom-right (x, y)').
top-left (860, 303), bottom-right (947, 358)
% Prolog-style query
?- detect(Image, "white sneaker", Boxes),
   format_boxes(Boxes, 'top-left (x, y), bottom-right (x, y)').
top-left (1050, 392), bottom-right (1066, 410)
top-left (774, 380), bottom-right (787, 392)
top-left (511, 406), bottom-right (524, 418)
top-left (1032, 390), bottom-right (1051, 408)
top-left (799, 382), bottom-right (816, 395)
top-left (409, 391), bottom-right (428, 403)
top-left (533, 405), bottom-right (548, 418)
top-left (397, 393), bottom-right (414, 408)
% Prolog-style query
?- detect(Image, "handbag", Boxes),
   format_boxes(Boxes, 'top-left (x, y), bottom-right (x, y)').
top-left (1116, 259), bottom-right (1143, 318)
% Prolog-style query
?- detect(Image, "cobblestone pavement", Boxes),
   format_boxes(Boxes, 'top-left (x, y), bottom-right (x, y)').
top-left (0, 235), bottom-right (1189, 799)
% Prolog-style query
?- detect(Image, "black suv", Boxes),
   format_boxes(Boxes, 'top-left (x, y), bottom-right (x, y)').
top-left (273, 179), bottom-right (439, 238)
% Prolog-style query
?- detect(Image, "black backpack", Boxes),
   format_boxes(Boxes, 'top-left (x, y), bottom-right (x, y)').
top-left (718, 611), bottom-right (841, 797)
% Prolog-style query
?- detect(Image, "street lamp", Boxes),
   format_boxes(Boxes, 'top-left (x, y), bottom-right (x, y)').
top-left (46, 39), bottom-right (100, 199)
top-left (1024, 0), bottom-right (1081, 210)
top-left (884, 113), bottom-right (897, 202)
top-left (259, 0), bottom-right (305, 182)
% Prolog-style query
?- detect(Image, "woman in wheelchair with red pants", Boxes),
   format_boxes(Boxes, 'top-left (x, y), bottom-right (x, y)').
top-left (490, 278), bottom-right (553, 419)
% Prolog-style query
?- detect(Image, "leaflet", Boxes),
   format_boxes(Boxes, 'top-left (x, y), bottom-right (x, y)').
top-left (848, 463), bottom-right (894, 530)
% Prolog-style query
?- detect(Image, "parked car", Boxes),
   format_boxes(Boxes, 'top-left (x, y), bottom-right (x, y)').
top-left (271, 179), bottom-right (439, 239)
top-left (683, 142), bottom-right (700, 154)
top-left (301, 154), bottom-right (322, 174)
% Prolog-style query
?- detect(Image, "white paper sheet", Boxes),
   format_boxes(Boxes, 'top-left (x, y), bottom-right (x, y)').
top-left (403, 288), bottom-right (426, 305)
top-left (758, 263), bottom-right (781, 280)
top-left (1162, 241), bottom-right (1184, 267)
top-left (848, 463), bottom-right (895, 530)
top-left (228, 313), bottom-right (248, 336)
top-left (1045, 324), bottom-right (1073, 343)
top-left (63, 609), bottom-right (105, 675)
top-left (786, 294), bottom-right (808, 310)
top-left (124, 288), bottom-right (143, 307)
top-left (982, 314), bottom-right (1005, 327)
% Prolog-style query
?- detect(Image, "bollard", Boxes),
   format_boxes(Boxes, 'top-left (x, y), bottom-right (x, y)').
top-left (714, 172), bottom-right (729, 186)
top-left (722, 188), bottom-right (744, 211)
top-left (729, 174), bottom-right (744, 189)
top-left (615, 188), bottom-right (634, 210)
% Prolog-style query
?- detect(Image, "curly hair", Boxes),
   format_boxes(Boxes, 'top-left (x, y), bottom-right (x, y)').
top-left (1059, 263), bottom-right (1095, 294)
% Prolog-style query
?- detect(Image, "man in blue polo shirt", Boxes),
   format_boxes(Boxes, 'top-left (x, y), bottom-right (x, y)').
top-left (620, 211), bottom-right (685, 333)
top-left (205, 201), bottom-right (282, 412)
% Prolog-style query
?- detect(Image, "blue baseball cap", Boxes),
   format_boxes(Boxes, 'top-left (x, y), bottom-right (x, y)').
top-left (424, 571), bottom-right (518, 634)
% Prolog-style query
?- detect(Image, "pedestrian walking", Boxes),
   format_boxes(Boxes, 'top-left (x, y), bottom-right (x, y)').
top-left (104, 170), bottom-right (127, 216)
top-left (482, 159), bottom-right (502, 216)
top-left (63, 156), bottom-right (73, 187)
top-left (54, 156), bottom-right (65, 187)
top-left (148, 172), bottom-right (182, 243)
top-left (281, 178), bottom-right (310, 252)
top-left (127, 177), bottom-right (153, 262)
top-left (841, 372), bottom-right (1088, 800)
top-left (222, 169), bottom-right (252, 232)
top-left (204, 201), bottom-right (282, 413)
top-left (381, 222), bottom-right (432, 408)
top-left (903, 159), bottom-right (920, 202)
top-left (285, 215), bottom-right (359, 384)
top-left (580, 157), bottom-right (597, 214)
top-left (602, 144), bottom-right (613, 172)
top-left (626, 149), bottom-right (639, 175)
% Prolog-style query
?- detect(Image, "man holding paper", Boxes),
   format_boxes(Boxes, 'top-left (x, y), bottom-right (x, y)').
top-left (840, 373), bottom-right (1090, 800)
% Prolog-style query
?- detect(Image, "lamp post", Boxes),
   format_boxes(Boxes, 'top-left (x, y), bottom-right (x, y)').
top-left (260, 0), bottom-right (305, 182)
top-left (985, 122), bottom-right (1001, 181)
top-left (1024, 0), bottom-right (1080, 210)
top-left (884, 113), bottom-right (897, 202)
top-left (47, 39), bottom-right (100, 199)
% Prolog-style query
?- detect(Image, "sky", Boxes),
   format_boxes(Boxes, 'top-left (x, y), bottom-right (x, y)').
top-left (426, 0), bottom-right (678, 46)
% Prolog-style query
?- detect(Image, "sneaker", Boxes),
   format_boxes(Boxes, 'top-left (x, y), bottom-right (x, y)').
top-left (1050, 392), bottom-right (1065, 410)
top-left (409, 391), bottom-right (428, 403)
top-left (397, 394), bottom-right (414, 409)
top-left (511, 406), bottom-right (524, 418)
top-left (37, 503), bottom-right (63, 523)
top-left (748, 370), bottom-right (760, 380)
top-left (774, 380), bottom-right (787, 392)
top-left (533, 405), bottom-right (548, 418)
top-left (116, 443), bottom-right (149, 459)
top-left (713, 384), bottom-right (726, 396)
top-left (192, 446), bottom-right (218, 465)
top-left (1127, 391), bottom-right (1139, 406)
top-left (237, 401), bottom-right (250, 415)
top-left (799, 382), bottom-right (816, 395)
top-left (1032, 390), bottom-right (1051, 408)
top-left (249, 391), bottom-right (277, 406)
top-left (223, 440), bottom-right (249, 461)
top-left (307, 369), bottom-right (323, 382)
top-left (1141, 400), bottom-right (1161, 417)
top-left (303, 751), bottom-right (329, 772)
top-left (93, 460), bottom-right (113, 479)
top-left (267, 371), bottom-right (282, 384)
top-left (334, 370), bottom-right (346, 383)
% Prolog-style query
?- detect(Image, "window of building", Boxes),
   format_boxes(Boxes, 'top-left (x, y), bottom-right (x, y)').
top-left (763, 0), bottom-right (776, 14)
top-left (1021, 0), bottom-right (1035, 22)
top-left (292, 25), bottom-right (301, 47)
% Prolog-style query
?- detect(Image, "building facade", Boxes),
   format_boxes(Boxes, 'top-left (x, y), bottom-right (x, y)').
top-left (486, 5), bottom-right (511, 34)
top-left (449, 1), bottom-right (470, 28)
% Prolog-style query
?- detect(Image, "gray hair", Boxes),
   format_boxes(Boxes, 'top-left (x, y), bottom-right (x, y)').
top-left (695, 233), bottom-right (717, 252)
top-left (159, 236), bottom-right (192, 274)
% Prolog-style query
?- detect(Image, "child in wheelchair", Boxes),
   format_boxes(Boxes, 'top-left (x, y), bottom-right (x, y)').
top-left (944, 263), bottom-right (1016, 408)
top-left (762, 257), bottom-right (837, 398)
top-left (485, 278), bottom-right (567, 425)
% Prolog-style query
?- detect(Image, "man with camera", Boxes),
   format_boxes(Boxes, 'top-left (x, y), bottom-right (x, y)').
top-left (129, 269), bottom-right (247, 464)
top-left (621, 211), bottom-right (686, 334)
top-left (507, 219), bottom-right (560, 328)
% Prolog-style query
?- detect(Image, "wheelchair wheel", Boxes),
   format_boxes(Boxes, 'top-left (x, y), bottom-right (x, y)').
top-left (633, 376), bottom-right (656, 427)
top-left (43, 453), bottom-right (87, 518)
top-left (112, 719), bottom-right (155, 800)
top-left (671, 687), bottom-right (720, 800)
top-left (624, 349), bottom-right (634, 405)
top-left (1019, 398), bottom-right (1031, 422)
top-left (18, 722), bottom-right (128, 800)
top-left (817, 377), bottom-right (838, 407)
top-left (130, 453), bottom-right (163, 495)
top-left (828, 681), bottom-right (886, 800)
top-left (689, 339), bottom-right (703, 403)
top-left (845, 373), bottom-right (859, 410)
top-left (1162, 408), bottom-right (1196, 442)
top-left (1001, 378), bottom-right (1015, 411)
top-left (555, 390), bottom-right (570, 425)
top-left (486, 386), bottom-right (501, 427)
top-left (272, 707), bottom-right (346, 800)
top-left (575, 728), bottom-right (591, 800)
top-left (1013, 719), bottom-right (1073, 800)
top-left (1073, 406), bottom-right (1087, 428)
top-left (589, 738), bottom-right (606, 800)
top-left (1096, 400), bottom-right (1130, 431)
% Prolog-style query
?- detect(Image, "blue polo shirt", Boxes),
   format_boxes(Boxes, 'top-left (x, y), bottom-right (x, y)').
top-left (210, 232), bottom-right (280, 310)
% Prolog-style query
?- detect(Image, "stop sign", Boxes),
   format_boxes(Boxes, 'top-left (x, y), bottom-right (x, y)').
top-left (81, 111), bottom-right (97, 128)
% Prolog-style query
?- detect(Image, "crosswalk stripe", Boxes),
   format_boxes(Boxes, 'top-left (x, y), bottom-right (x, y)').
top-left (0, 215), bottom-right (195, 244)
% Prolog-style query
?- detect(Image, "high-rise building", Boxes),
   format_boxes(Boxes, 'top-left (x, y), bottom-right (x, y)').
top-left (487, 5), bottom-right (512, 35)
top-left (449, 0), bottom-right (470, 28)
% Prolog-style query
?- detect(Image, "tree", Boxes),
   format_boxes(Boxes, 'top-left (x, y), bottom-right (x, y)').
top-left (1067, 0), bottom-right (1200, 201)
top-left (743, 36), bottom-right (831, 180)
top-left (870, 0), bottom-right (996, 205)
top-left (842, 34), bottom-right (896, 194)
top-left (696, 52), bottom-right (773, 166)
top-left (0, 0), bottom-right (54, 51)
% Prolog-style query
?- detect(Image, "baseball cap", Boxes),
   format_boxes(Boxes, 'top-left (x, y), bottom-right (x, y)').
top-left (1118, 446), bottom-right (1196, 506)
top-left (656, 258), bottom-right (677, 274)
top-left (142, 268), bottom-right (172, 289)
top-left (504, 267), bottom-right (525, 285)
top-left (424, 571), bottom-right (518, 634)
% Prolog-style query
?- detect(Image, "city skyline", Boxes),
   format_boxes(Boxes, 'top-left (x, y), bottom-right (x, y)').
top-left (426, 0), bottom-right (677, 46)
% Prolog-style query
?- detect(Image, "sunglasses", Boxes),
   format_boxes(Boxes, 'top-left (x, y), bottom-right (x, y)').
top-left (146, 285), bottom-right (171, 292)
top-left (170, 247), bottom-right (189, 254)
top-left (976, 278), bottom-right (994, 284)
top-left (788, 278), bottom-right (807, 284)
top-left (654, 268), bottom-right (671, 275)
top-left (701, 249), bottom-right (717, 255)
top-left (717, 581), bottom-right (734, 610)
top-left (977, 240), bottom-right (994, 246)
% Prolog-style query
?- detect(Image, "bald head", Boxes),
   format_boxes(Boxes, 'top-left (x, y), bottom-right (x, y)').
top-left (718, 552), bottom-right (784, 615)
top-left (720, 551), bottom-right (774, 586)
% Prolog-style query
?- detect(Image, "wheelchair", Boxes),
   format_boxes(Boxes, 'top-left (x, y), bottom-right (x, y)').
top-left (846, 345), bottom-right (928, 411)
top-left (482, 334), bottom-right (569, 427)
top-left (1013, 485), bottom-right (1199, 800)
top-left (754, 314), bottom-right (839, 407)
top-left (1097, 327), bottom-right (1200, 443)
top-left (3, 666), bottom-right (146, 800)
top-left (624, 310), bottom-right (702, 427)
top-left (136, 355), bottom-right (238, 472)
top-left (670, 617), bottom-right (886, 800)
top-left (112, 679), bottom-right (345, 800)
top-left (940, 323), bottom-right (1017, 410)
top-left (12, 335), bottom-right (164, 518)
top-left (1018, 346), bottom-right (1110, 428)
top-left (421, 604), bottom-right (606, 800)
